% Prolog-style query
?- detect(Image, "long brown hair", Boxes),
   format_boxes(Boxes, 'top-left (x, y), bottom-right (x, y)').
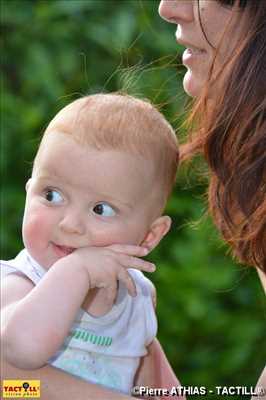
top-left (180, 0), bottom-right (266, 272)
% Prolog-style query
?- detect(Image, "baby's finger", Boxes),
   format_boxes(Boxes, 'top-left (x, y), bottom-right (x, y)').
top-left (120, 255), bottom-right (156, 272)
top-left (107, 244), bottom-right (149, 257)
top-left (117, 268), bottom-right (137, 297)
top-left (105, 282), bottom-right (118, 305)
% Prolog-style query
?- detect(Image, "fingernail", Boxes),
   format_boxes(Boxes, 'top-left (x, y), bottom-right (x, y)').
top-left (149, 264), bottom-right (156, 271)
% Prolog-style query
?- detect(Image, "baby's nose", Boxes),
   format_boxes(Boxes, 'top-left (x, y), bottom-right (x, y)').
top-left (59, 212), bottom-right (86, 235)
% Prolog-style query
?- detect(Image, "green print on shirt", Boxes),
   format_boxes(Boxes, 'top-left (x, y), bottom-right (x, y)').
top-left (71, 329), bottom-right (113, 346)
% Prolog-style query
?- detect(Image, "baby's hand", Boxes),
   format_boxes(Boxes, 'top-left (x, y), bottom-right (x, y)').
top-left (66, 245), bottom-right (155, 304)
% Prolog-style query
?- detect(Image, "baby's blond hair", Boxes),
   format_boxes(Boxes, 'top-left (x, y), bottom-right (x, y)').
top-left (37, 93), bottom-right (179, 207)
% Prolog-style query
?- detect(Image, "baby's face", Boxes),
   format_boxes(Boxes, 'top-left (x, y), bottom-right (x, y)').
top-left (22, 132), bottom-right (160, 268)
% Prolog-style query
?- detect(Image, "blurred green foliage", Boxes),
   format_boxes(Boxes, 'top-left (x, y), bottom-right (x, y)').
top-left (1, 0), bottom-right (265, 397)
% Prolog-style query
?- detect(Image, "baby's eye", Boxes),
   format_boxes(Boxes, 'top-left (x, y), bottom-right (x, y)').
top-left (93, 202), bottom-right (116, 217)
top-left (45, 189), bottom-right (63, 204)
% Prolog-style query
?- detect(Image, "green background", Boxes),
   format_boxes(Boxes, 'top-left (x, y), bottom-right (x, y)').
top-left (1, 0), bottom-right (265, 398)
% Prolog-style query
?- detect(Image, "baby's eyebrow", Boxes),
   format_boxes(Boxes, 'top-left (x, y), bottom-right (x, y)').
top-left (34, 168), bottom-right (69, 184)
top-left (93, 193), bottom-right (134, 210)
top-left (34, 175), bottom-right (57, 184)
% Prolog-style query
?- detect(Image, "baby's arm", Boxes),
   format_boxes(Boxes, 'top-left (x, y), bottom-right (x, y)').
top-left (1, 259), bottom-right (90, 369)
top-left (1, 245), bottom-right (154, 369)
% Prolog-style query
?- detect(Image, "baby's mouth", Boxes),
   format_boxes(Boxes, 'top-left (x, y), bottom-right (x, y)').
top-left (52, 243), bottom-right (76, 257)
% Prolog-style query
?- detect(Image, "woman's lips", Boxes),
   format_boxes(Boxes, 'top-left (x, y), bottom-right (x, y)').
top-left (182, 47), bottom-right (205, 65)
top-left (175, 37), bottom-right (206, 65)
top-left (52, 243), bottom-right (76, 257)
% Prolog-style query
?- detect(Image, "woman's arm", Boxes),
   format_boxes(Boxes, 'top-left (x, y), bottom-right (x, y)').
top-left (1, 358), bottom-right (134, 400)
top-left (2, 338), bottom-right (184, 400)
top-left (252, 365), bottom-right (266, 400)
top-left (152, 338), bottom-right (182, 389)
top-left (135, 338), bottom-right (185, 400)
top-left (134, 284), bottom-right (184, 399)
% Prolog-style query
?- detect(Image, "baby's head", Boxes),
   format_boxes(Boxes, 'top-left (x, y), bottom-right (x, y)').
top-left (36, 93), bottom-right (178, 208)
top-left (24, 94), bottom-right (179, 268)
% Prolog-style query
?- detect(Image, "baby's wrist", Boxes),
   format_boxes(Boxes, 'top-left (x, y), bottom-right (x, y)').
top-left (54, 253), bottom-right (91, 288)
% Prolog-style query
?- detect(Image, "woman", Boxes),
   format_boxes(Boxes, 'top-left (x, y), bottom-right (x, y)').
top-left (159, 0), bottom-right (266, 396)
top-left (2, 0), bottom-right (265, 398)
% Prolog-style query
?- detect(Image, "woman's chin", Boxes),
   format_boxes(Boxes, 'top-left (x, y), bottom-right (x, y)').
top-left (183, 69), bottom-right (203, 98)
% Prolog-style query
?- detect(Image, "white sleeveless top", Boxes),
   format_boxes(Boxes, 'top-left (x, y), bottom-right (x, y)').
top-left (1, 249), bottom-right (157, 394)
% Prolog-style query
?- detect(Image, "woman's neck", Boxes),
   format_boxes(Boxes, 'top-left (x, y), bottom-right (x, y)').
top-left (257, 268), bottom-right (266, 295)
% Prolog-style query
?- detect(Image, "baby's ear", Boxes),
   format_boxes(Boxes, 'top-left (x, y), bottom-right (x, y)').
top-left (141, 216), bottom-right (171, 252)
top-left (25, 178), bottom-right (32, 192)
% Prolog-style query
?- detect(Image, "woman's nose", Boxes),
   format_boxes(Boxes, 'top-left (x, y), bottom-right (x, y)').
top-left (158, 0), bottom-right (194, 24)
top-left (59, 211), bottom-right (86, 236)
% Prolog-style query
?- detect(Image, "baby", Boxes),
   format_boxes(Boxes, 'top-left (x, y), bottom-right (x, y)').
top-left (1, 93), bottom-right (179, 394)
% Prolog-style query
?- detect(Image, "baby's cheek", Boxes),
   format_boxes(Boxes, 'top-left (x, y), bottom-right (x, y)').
top-left (22, 208), bottom-right (49, 250)
top-left (23, 216), bottom-right (39, 245)
top-left (91, 222), bottom-right (143, 247)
